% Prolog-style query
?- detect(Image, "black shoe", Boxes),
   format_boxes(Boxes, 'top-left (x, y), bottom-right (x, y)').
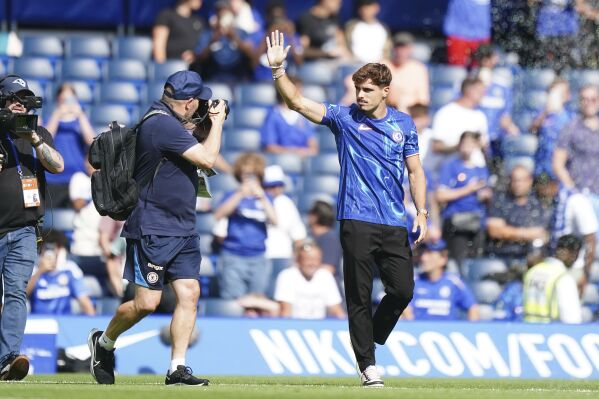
top-left (165, 366), bottom-right (209, 386)
top-left (88, 329), bottom-right (115, 384)
top-left (0, 354), bottom-right (29, 381)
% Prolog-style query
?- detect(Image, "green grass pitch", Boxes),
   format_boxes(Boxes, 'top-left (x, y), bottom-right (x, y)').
top-left (2, 374), bottom-right (599, 399)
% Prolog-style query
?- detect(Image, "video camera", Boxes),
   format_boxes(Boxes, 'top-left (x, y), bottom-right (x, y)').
top-left (192, 99), bottom-right (230, 143)
top-left (0, 74), bottom-right (44, 136)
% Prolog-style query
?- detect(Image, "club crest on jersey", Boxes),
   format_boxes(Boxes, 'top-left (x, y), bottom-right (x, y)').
top-left (147, 272), bottom-right (159, 284)
top-left (392, 129), bottom-right (404, 144)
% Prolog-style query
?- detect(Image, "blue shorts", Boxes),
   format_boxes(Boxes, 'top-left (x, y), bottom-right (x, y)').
top-left (123, 235), bottom-right (202, 290)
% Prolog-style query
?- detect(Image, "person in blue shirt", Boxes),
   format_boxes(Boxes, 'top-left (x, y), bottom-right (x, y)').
top-left (436, 131), bottom-right (492, 266)
top-left (213, 152), bottom-right (277, 299)
top-left (493, 280), bottom-right (524, 322)
top-left (261, 76), bottom-right (318, 158)
top-left (266, 31), bottom-right (428, 387)
top-left (26, 232), bottom-right (95, 316)
top-left (443, 0), bottom-right (491, 66)
top-left (88, 71), bottom-right (227, 386)
top-left (405, 239), bottom-right (479, 321)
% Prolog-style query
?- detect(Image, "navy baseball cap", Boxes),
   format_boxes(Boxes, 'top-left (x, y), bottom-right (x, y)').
top-left (420, 239), bottom-right (447, 252)
top-left (164, 71), bottom-right (212, 101)
top-left (0, 75), bottom-right (35, 97)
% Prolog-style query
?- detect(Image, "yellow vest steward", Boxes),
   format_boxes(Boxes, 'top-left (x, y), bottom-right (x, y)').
top-left (523, 260), bottom-right (567, 323)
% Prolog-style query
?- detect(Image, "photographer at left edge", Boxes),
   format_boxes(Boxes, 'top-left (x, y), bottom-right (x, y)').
top-left (0, 75), bottom-right (64, 381)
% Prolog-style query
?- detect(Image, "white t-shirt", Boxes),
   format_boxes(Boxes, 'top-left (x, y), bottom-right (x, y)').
top-left (70, 202), bottom-right (102, 257)
top-left (69, 171), bottom-right (91, 201)
top-left (559, 192), bottom-right (598, 271)
top-left (550, 258), bottom-right (583, 324)
top-left (266, 194), bottom-right (307, 259)
top-left (274, 267), bottom-right (342, 319)
top-left (431, 102), bottom-right (488, 167)
top-left (349, 20), bottom-right (389, 63)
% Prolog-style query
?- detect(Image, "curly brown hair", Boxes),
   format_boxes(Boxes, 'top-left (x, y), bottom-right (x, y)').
top-left (351, 63), bottom-right (392, 87)
top-left (233, 152), bottom-right (266, 183)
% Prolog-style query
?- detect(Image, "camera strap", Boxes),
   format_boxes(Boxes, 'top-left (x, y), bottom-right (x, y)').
top-left (5, 132), bottom-right (40, 208)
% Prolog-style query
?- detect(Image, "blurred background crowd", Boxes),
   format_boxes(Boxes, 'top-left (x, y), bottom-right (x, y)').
top-left (3, 0), bottom-right (599, 323)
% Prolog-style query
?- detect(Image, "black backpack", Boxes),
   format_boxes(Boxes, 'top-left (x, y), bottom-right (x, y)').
top-left (88, 110), bottom-right (168, 221)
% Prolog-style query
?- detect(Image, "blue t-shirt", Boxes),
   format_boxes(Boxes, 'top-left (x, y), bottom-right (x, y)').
top-left (443, 0), bottom-right (491, 40)
top-left (479, 81), bottom-right (513, 143)
top-left (45, 118), bottom-right (86, 184)
top-left (437, 156), bottom-right (489, 219)
top-left (534, 109), bottom-right (572, 177)
top-left (122, 101), bottom-right (199, 239)
top-left (493, 281), bottom-right (523, 321)
top-left (320, 104), bottom-right (419, 228)
top-left (261, 106), bottom-right (315, 149)
top-left (412, 272), bottom-right (477, 320)
top-left (219, 190), bottom-right (273, 256)
top-left (536, 0), bottom-right (579, 37)
top-left (30, 266), bottom-right (87, 315)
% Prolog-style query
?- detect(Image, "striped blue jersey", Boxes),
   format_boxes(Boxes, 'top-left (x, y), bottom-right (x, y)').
top-left (320, 103), bottom-right (419, 228)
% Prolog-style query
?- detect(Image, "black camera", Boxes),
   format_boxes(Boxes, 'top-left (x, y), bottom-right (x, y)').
top-left (192, 99), bottom-right (230, 143)
top-left (0, 92), bottom-right (43, 135)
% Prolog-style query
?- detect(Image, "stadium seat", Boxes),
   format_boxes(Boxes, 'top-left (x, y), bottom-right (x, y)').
top-left (149, 60), bottom-right (187, 81)
top-left (96, 298), bottom-right (121, 315)
top-left (523, 90), bottom-right (547, 110)
top-left (114, 36), bottom-right (153, 61)
top-left (43, 208), bottom-right (76, 231)
top-left (91, 104), bottom-right (132, 126)
top-left (65, 36), bottom-right (111, 61)
top-left (61, 80), bottom-right (94, 105)
top-left (411, 42), bottom-right (432, 63)
top-left (147, 81), bottom-right (165, 102)
top-left (234, 106), bottom-right (268, 129)
top-left (199, 233), bottom-right (213, 256)
top-left (106, 59), bottom-right (147, 83)
top-left (478, 304), bottom-right (495, 321)
top-left (572, 69), bottom-right (599, 88)
top-left (302, 85), bottom-right (328, 103)
top-left (297, 192), bottom-right (336, 214)
top-left (471, 280), bottom-right (503, 304)
top-left (298, 61), bottom-right (337, 86)
top-left (61, 58), bottom-right (103, 82)
top-left (501, 134), bottom-right (538, 158)
top-left (266, 153), bottom-right (303, 175)
top-left (12, 57), bottom-right (55, 82)
top-left (318, 130), bottom-right (337, 153)
top-left (83, 276), bottom-right (104, 298)
top-left (429, 65), bottom-right (467, 88)
top-left (207, 82), bottom-right (234, 104)
top-left (303, 175), bottom-right (340, 196)
top-left (100, 81), bottom-right (141, 105)
top-left (235, 83), bottom-right (276, 106)
top-left (195, 212), bottom-right (216, 235)
top-left (22, 36), bottom-right (63, 59)
top-left (431, 86), bottom-right (456, 109)
top-left (583, 284), bottom-right (599, 305)
top-left (513, 110), bottom-right (536, 133)
top-left (306, 153), bottom-right (340, 176)
top-left (493, 67), bottom-right (514, 88)
top-left (24, 80), bottom-right (45, 98)
top-left (200, 257), bottom-right (215, 276)
top-left (521, 69), bottom-right (556, 90)
top-left (225, 128), bottom-right (261, 152)
top-left (503, 156), bottom-right (535, 175)
top-left (201, 299), bottom-right (244, 317)
top-left (220, 150), bottom-right (242, 165)
top-left (462, 258), bottom-right (508, 282)
top-left (591, 262), bottom-right (599, 283)
top-left (208, 173), bottom-right (238, 196)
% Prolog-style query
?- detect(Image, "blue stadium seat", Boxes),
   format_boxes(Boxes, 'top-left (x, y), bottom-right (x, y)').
top-left (195, 212), bottom-right (216, 235)
top-left (43, 208), bottom-right (76, 231)
top-left (471, 280), bottom-right (503, 304)
top-left (61, 58), bottom-right (103, 82)
top-left (318, 130), bottom-right (337, 153)
top-left (513, 110), bottom-right (536, 133)
top-left (91, 104), bottom-right (132, 126)
top-left (583, 284), bottom-right (599, 306)
top-left (225, 128), bottom-right (261, 152)
top-left (199, 233), bottom-right (213, 257)
top-left (493, 67), bottom-right (514, 88)
top-left (573, 69), bottom-right (599, 87)
top-left (100, 81), bottom-right (141, 105)
top-left (503, 156), bottom-right (535, 175)
top-left (523, 90), bottom-right (547, 110)
top-left (235, 83), bottom-right (276, 106)
top-left (431, 86), bottom-right (456, 109)
top-left (83, 276), bottom-right (104, 298)
top-left (234, 106), bottom-right (268, 129)
top-left (591, 262), bottom-right (599, 283)
top-left (298, 61), bottom-right (337, 86)
top-left (266, 153), bottom-right (303, 175)
top-left (521, 69), bottom-right (556, 90)
top-left (12, 57), bottom-right (55, 82)
top-left (462, 258), bottom-right (508, 282)
top-left (207, 82), bottom-right (234, 104)
top-left (430, 65), bottom-right (467, 87)
top-left (24, 80), bottom-right (45, 98)
top-left (149, 60), bottom-right (187, 81)
top-left (478, 304), bottom-right (495, 321)
top-left (61, 80), bottom-right (95, 105)
top-left (302, 85), bottom-right (327, 103)
top-left (307, 153), bottom-right (340, 176)
top-left (22, 36), bottom-right (63, 59)
top-left (220, 150), bottom-right (242, 165)
top-left (297, 192), bottom-right (336, 214)
top-left (501, 134), bottom-right (538, 158)
top-left (147, 81), bottom-right (165, 102)
top-left (114, 36), bottom-right (153, 61)
top-left (66, 36), bottom-right (111, 61)
top-left (106, 59), bottom-right (147, 83)
top-left (303, 175), bottom-right (339, 196)
top-left (208, 173), bottom-right (238, 196)
top-left (201, 299), bottom-right (244, 317)
top-left (411, 42), bottom-right (432, 63)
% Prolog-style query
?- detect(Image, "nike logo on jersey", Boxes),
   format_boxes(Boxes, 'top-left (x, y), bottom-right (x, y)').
top-left (358, 124), bottom-right (372, 131)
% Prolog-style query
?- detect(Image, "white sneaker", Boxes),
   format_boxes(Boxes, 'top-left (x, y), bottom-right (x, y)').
top-left (360, 365), bottom-right (384, 388)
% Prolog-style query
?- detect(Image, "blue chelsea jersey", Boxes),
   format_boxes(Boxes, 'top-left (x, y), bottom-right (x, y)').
top-left (412, 272), bottom-right (477, 320)
top-left (320, 103), bottom-right (419, 228)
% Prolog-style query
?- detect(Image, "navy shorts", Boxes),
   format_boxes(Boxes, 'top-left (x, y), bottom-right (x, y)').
top-left (123, 235), bottom-right (202, 290)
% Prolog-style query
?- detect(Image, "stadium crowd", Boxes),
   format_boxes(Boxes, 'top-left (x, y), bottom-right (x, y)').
top-left (3, 0), bottom-right (599, 323)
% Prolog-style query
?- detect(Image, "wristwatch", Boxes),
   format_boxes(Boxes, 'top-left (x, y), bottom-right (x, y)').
top-left (32, 137), bottom-right (44, 148)
top-left (417, 209), bottom-right (429, 219)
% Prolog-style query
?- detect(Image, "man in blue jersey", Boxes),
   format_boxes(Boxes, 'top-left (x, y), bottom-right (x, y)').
top-left (266, 30), bottom-right (428, 387)
top-left (404, 240), bottom-right (479, 321)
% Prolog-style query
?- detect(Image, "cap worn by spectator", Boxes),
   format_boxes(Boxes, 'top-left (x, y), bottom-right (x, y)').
top-left (164, 71), bottom-right (212, 101)
top-left (263, 165), bottom-right (286, 188)
top-left (393, 32), bottom-right (414, 47)
top-left (0, 75), bottom-right (35, 97)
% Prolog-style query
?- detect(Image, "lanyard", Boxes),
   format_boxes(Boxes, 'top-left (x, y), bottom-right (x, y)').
top-left (5, 133), bottom-right (36, 178)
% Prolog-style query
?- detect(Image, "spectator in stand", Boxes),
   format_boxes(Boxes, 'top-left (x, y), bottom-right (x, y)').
top-left (213, 153), bottom-right (277, 299)
top-left (403, 240), bottom-right (479, 321)
top-left (263, 165), bottom-right (308, 296)
top-left (192, 0), bottom-right (255, 82)
top-left (408, 104), bottom-right (433, 171)
top-left (530, 78), bottom-right (572, 177)
top-left (487, 165), bottom-right (551, 265)
top-left (26, 232), bottom-right (95, 316)
top-left (530, 0), bottom-right (581, 68)
top-left (472, 45), bottom-right (519, 159)
top-left (436, 132), bottom-right (492, 265)
top-left (274, 241), bottom-right (345, 319)
top-left (307, 200), bottom-right (343, 276)
top-left (99, 217), bottom-right (126, 298)
top-left (443, 0), bottom-right (491, 66)
top-left (493, 277), bottom-right (524, 321)
top-left (553, 85), bottom-right (599, 223)
top-left (44, 83), bottom-right (95, 208)
top-left (431, 77), bottom-right (488, 170)
top-left (577, 0), bottom-right (599, 68)
top-left (152, 0), bottom-right (205, 64)
top-left (229, 0), bottom-right (264, 44)
top-left (261, 76), bottom-right (318, 158)
top-left (345, 0), bottom-right (391, 63)
top-left (297, 0), bottom-right (350, 61)
top-left (384, 33), bottom-right (429, 112)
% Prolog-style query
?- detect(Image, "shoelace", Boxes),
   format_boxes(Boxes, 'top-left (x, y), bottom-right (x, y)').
top-left (363, 367), bottom-right (380, 381)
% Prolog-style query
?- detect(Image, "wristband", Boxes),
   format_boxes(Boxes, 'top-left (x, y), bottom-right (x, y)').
top-left (32, 138), bottom-right (44, 148)
top-left (272, 69), bottom-right (286, 80)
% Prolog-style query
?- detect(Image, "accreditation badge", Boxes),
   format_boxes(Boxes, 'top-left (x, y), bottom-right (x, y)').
top-left (21, 175), bottom-right (41, 208)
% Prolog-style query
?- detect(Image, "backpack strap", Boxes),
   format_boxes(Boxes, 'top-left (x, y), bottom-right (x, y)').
top-left (134, 109), bottom-right (170, 131)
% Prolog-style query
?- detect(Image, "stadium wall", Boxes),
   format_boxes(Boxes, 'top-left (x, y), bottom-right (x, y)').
top-left (24, 316), bottom-right (599, 379)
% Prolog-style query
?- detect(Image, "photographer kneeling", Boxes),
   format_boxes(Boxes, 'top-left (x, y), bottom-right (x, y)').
top-left (0, 75), bottom-right (64, 380)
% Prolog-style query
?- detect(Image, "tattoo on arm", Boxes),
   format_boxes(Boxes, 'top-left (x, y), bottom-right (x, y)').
top-left (40, 144), bottom-right (63, 172)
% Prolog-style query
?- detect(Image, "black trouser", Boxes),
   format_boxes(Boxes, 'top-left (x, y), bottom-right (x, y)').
top-left (340, 220), bottom-right (414, 372)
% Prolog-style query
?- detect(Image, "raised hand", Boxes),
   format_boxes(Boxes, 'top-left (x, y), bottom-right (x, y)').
top-left (266, 29), bottom-right (290, 67)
